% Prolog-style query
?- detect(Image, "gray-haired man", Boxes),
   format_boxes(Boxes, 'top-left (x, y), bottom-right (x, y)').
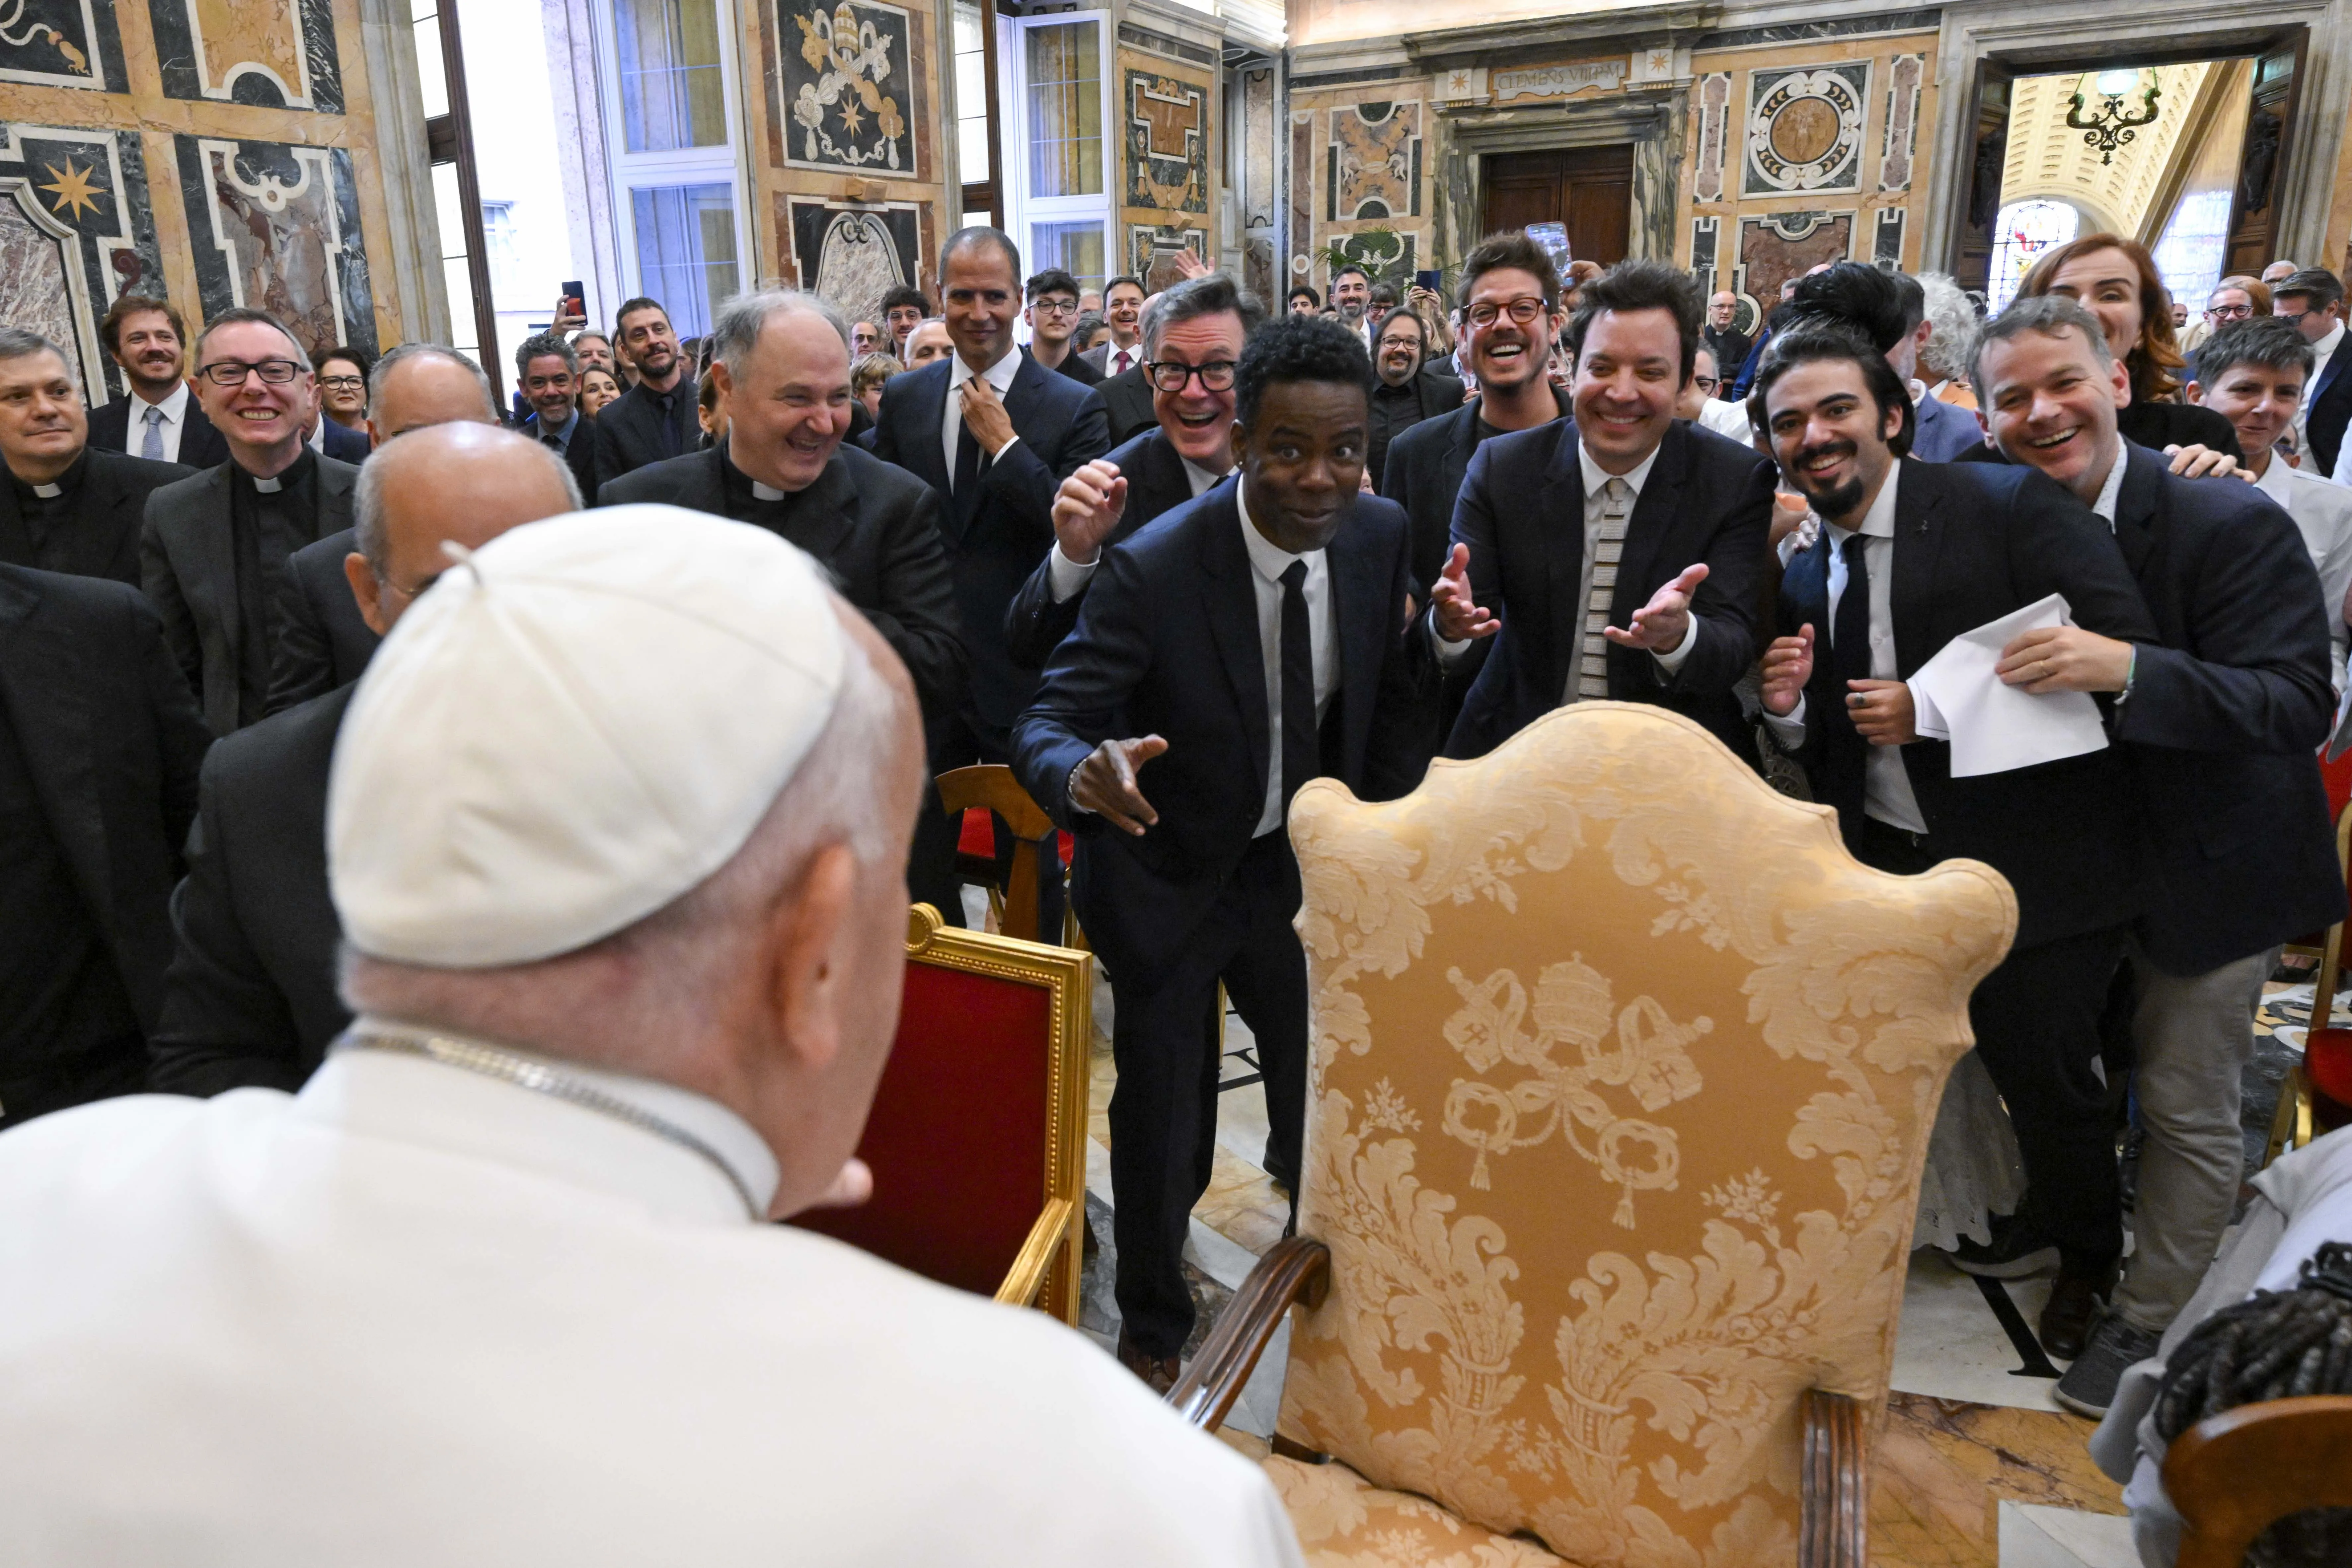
top-left (515, 331), bottom-right (601, 502)
top-left (0, 328), bottom-right (191, 585)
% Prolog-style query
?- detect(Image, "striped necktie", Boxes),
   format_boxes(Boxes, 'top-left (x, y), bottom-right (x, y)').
top-left (1575, 477), bottom-right (1632, 702)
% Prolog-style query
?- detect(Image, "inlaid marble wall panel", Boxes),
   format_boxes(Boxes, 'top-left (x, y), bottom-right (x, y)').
top-left (1327, 101), bottom-right (1419, 222)
top-left (0, 123), bottom-right (164, 399)
top-left (0, 0), bottom-right (127, 91)
top-left (175, 135), bottom-right (377, 358)
top-left (1735, 209), bottom-right (1855, 306)
top-left (1241, 67), bottom-right (1275, 232)
top-left (149, 0), bottom-right (343, 112)
top-left (1125, 69), bottom-right (1208, 215)
top-left (776, 0), bottom-right (918, 179)
top-left (1128, 223), bottom-right (1206, 290)
top-left (1744, 61), bottom-right (1870, 198)
top-left (785, 197), bottom-right (919, 331)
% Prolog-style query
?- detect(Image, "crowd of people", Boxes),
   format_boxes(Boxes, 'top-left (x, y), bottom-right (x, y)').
top-left (2, 215), bottom-right (2351, 1558)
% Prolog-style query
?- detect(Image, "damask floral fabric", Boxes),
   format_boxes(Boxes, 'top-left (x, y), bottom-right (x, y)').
top-left (1276, 703), bottom-right (2016, 1567)
top-left (1263, 1455), bottom-right (1565, 1566)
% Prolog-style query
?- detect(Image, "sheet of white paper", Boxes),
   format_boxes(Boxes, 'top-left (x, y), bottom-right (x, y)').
top-left (1906, 593), bottom-right (2109, 778)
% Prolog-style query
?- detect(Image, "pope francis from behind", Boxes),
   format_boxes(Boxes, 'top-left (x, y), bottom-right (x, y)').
top-left (0, 506), bottom-right (1301, 1567)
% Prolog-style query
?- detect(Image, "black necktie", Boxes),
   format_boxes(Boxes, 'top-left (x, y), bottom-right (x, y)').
top-left (1832, 532), bottom-right (1873, 693)
top-left (655, 391), bottom-right (685, 458)
top-left (951, 416), bottom-right (984, 527)
top-left (1280, 560), bottom-right (1317, 813)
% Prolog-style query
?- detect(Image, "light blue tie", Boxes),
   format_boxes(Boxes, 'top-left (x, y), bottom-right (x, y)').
top-left (140, 404), bottom-right (164, 461)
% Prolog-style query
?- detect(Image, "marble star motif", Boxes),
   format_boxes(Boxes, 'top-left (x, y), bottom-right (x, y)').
top-left (38, 159), bottom-right (106, 221)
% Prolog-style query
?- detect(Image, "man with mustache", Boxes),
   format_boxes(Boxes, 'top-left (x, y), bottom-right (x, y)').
top-left (1428, 259), bottom-right (1777, 762)
top-left (1751, 321), bottom-right (2159, 1367)
top-left (1363, 307), bottom-right (1463, 488)
top-left (88, 296), bottom-right (229, 470)
top-left (1082, 275), bottom-right (1148, 379)
top-left (140, 309), bottom-right (358, 735)
top-left (593, 297), bottom-right (699, 492)
top-left (0, 330), bottom-right (192, 585)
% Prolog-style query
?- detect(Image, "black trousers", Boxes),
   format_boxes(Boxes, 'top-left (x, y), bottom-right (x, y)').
top-left (1856, 817), bottom-right (2126, 1275)
top-left (1109, 831), bottom-right (1308, 1357)
top-left (910, 709), bottom-right (1067, 943)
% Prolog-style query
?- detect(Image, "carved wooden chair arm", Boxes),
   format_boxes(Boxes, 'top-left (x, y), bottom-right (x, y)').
top-left (992, 1197), bottom-right (1075, 1307)
top-left (2163, 1393), bottom-right (2352, 1568)
top-left (1798, 1389), bottom-right (1866, 1568)
top-left (1166, 1236), bottom-right (1330, 1431)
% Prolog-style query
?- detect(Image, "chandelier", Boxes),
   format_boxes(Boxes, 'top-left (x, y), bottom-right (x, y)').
top-left (2067, 69), bottom-right (2161, 165)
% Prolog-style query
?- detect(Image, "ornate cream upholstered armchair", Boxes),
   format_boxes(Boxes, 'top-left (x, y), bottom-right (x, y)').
top-left (1170, 703), bottom-right (2018, 1567)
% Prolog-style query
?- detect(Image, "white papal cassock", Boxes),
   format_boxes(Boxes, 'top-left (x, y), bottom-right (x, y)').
top-left (0, 1040), bottom-right (1304, 1567)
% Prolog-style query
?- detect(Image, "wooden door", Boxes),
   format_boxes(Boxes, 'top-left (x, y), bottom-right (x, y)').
top-left (1480, 146), bottom-right (1633, 265)
top-left (2223, 38), bottom-right (2305, 277)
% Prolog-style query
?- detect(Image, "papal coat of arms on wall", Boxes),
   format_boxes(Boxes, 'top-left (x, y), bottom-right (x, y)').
top-left (779, 0), bottom-right (915, 177)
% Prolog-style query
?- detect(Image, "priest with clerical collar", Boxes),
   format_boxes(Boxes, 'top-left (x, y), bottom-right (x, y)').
top-left (0, 328), bottom-right (191, 586)
top-left (0, 507), bottom-right (1301, 1565)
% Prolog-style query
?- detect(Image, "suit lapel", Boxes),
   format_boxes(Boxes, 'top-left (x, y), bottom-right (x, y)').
top-left (179, 464), bottom-right (240, 648)
top-left (1888, 460), bottom-right (1948, 678)
top-left (1142, 432), bottom-right (1193, 519)
top-left (0, 571), bottom-right (112, 933)
top-left (1441, 404), bottom-right (1478, 507)
top-left (315, 454), bottom-right (356, 538)
top-left (1199, 487), bottom-right (1271, 795)
top-left (1538, 420), bottom-right (1586, 692)
top-left (2110, 442), bottom-right (2163, 578)
top-left (1002, 350), bottom-right (1046, 435)
top-left (782, 454), bottom-right (858, 559)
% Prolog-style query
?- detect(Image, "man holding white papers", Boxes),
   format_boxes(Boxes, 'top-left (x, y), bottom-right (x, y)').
top-left (1972, 295), bottom-right (2344, 1418)
top-left (1750, 323), bottom-right (2158, 1365)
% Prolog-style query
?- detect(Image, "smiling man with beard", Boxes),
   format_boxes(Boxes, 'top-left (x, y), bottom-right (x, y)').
top-left (1363, 307), bottom-right (1463, 487)
top-left (593, 298), bottom-right (699, 492)
top-left (1750, 322), bottom-right (2158, 1368)
top-left (88, 296), bottom-right (229, 470)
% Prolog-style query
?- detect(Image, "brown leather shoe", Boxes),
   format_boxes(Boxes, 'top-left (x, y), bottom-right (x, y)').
top-left (1116, 1330), bottom-right (1182, 1395)
top-left (2039, 1263), bottom-right (2119, 1361)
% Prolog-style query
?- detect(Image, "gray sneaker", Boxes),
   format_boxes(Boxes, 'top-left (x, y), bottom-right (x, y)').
top-left (2053, 1315), bottom-right (2163, 1418)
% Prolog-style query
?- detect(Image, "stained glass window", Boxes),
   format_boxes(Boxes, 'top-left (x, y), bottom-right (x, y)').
top-left (1988, 199), bottom-right (2081, 312)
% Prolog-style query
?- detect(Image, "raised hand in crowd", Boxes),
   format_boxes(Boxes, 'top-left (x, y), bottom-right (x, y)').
top-left (1759, 625), bottom-right (1812, 716)
top-left (1604, 562), bottom-right (1708, 651)
top-left (1430, 543), bottom-right (1497, 641)
top-left (1052, 459), bottom-right (1129, 565)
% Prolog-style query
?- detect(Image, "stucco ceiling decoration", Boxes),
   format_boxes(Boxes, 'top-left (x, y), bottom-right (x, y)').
top-left (2001, 62), bottom-right (2213, 236)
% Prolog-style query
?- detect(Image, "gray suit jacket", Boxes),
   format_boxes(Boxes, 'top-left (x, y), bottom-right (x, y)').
top-left (140, 458), bottom-right (358, 735)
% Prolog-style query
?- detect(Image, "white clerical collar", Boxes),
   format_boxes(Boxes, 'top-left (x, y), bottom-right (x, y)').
top-left (1576, 435), bottom-right (1663, 499)
top-left (751, 479), bottom-right (786, 502)
top-left (950, 345), bottom-right (1023, 397)
top-left (31, 481), bottom-right (61, 498)
top-left (312, 1018), bottom-right (781, 1222)
top-left (1236, 478), bottom-right (1321, 582)
top-left (254, 474), bottom-right (284, 493)
top-left (2088, 438), bottom-right (2128, 526)
top-left (1180, 455), bottom-right (1231, 497)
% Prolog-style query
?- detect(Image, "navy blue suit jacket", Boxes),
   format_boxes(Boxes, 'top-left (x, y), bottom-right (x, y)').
top-left (2306, 336), bottom-right (2352, 480)
top-left (316, 420), bottom-right (370, 465)
top-left (1444, 416), bottom-right (1776, 762)
top-left (1009, 482), bottom-right (1431, 993)
top-left (1909, 391), bottom-right (1985, 462)
top-left (871, 349), bottom-right (1108, 745)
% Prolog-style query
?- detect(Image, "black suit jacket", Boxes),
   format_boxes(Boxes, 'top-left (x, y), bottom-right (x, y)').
top-left (88, 393), bottom-right (230, 470)
top-left (0, 565), bottom-right (210, 1035)
top-left (0, 449), bottom-right (192, 586)
top-left (2103, 442), bottom-right (2345, 971)
top-left (1010, 482), bottom-right (1431, 994)
top-left (1003, 427), bottom-right (1201, 670)
top-left (2306, 338), bottom-right (2352, 480)
top-left (1366, 368), bottom-right (1466, 489)
top-left (599, 443), bottom-right (967, 721)
top-left (1049, 350), bottom-right (1103, 387)
top-left (140, 458), bottom-right (359, 735)
top-left (592, 378), bottom-right (698, 494)
top-left (1380, 387), bottom-right (1572, 593)
top-left (266, 528), bottom-right (378, 714)
top-left (149, 683), bottom-right (350, 1095)
top-left (1444, 417), bottom-right (1777, 762)
top-left (870, 351), bottom-right (1109, 744)
top-left (1777, 459), bottom-right (2158, 949)
top-left (316, 420), bottom-right (370, 465)
top-left (522, 409), bottom-right (602, 503)
top-left (1095, 365), bottom-right (1158, 446)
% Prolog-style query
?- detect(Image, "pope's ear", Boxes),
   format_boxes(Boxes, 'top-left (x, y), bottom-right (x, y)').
top-left (767, 842), bottom-right (858, 1073)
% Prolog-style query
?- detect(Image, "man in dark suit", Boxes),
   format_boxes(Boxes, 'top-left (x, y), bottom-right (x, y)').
top-left (601, 288), bottom-right (965, 726)
top-left (0, 561), bottom-right (210, 1126)
top-left (149, 424), bottom-right (580, 1096)
top-left (870, 226), bottom-right (1109, 925)
top-left (1431, 259), bottom-right (1777, 762)
top-left (2274, 268), bottom-right (2351, 477)
top-left (1365, 306), bottom-right (1464, 486)
top-left (1024, 269), bottom-right (1101, 387)
top-left (265, 343), bottom-right (504, 712)
top-left (1703, 290), bottom-right (1752, 396)
top-left (141, 309), bottom-right (358, 735)
top-left (592, 297), bottom-right (698, 493)
top-left (1381, 231), bottom-right (1574, 593)
top-left (1967, 296), bottom-right (2344, 1413)
top-left (512, 331), bottom-right (602, 502)
top-left (1005, 271), bottom-right (1262, 670)
top-left (1011, 316), bottom-right (1430, 1389)
top-left (311, 411), bottom-right (370, 464)
top-left (1750, 322), bottom-right (2161, 1365)
top-left (1093, 361), bottom-right (1158, 446)
top-left (86, 295), bottom-right (229, 470)
top-left (0, 330), bottom-right (190, 585)
top-left (1081, 275), bottom-right (1148, 379)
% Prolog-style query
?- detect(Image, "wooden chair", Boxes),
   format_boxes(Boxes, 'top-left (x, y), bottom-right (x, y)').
top-left (937, 765), bottom-right (1061, 946)
top-left (792, 905), bottom-right (1091, 1322)
top-left (1168, 701), bottom-right (2016, 1567)
top-left (2163, 1394), bottom-right (2352, 1568)
top-left (2267, 800), bottom-right (2352, 1166)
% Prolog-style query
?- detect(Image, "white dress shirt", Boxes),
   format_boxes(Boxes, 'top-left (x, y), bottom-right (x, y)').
top-left (1103, 339), bottom-right (1141, 378)
top-left (1239, 479), bottom-right (1337, 836)
top-left (0, 1031), bottom-right (1305, 1567)
top-left (1764, 463), bottom-right (1929, 834)
top-left (1045, 454), bottom-right (1230, 602)
top-left (1694, 395), bottom-right (1757, 449)
top-left (2299, 319), bottom-right (2343, 448)
top-left (2252, 454), bottom-right (2352, 690)
top-left (942, 346), bottom-right (1024, 479)
top-left (123, 379), bottom-right (190, 463)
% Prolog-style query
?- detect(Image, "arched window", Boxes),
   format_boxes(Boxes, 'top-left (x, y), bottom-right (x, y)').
top-left (1987, 199), bottom-right (2081, 312)
top-left (2152, 188), bottom-right (2236, 323)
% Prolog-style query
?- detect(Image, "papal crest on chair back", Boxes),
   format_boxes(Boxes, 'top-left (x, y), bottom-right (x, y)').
top-left (1271, 702), bottom-right (2016, 1565)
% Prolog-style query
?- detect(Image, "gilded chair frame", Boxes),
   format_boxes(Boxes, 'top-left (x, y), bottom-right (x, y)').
top-left (904, 904), bottom-right (1092, 1324)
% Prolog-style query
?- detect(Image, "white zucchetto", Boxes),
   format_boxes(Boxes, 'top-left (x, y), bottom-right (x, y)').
top-left (327, 504), bottom-right (847, 967)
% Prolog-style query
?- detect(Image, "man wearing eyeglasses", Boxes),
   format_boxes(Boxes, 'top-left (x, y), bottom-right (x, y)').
top-left (139, 308), bottom-right (359, 735)
top-left (1023, 268), bottom-right (1101, 387)
top-left (2273, 268), bottom-right (2351, 479)
top-left (1363, 306), bottom-right (1464, 489)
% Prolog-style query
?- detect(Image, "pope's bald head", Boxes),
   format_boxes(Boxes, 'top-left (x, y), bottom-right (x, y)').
top-left (366, 344), bottom-right (500, 442)
top-left (347, 421), bottom-right (580, 637)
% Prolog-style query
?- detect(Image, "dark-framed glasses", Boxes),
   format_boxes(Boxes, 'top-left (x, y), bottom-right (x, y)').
top-left (1147, 359), bottom-right (1238, 392)
top-left (1465, 297), bottom-right (1547, 329)
top-left (319, 374), bottom-right (365, 390)
top-left (1031, 298), bottom-right (1080, 317)
top-left (2205, 303), bottom-right (2254, 321)
top-left (197, 359), bottom-right (304, 387)
top-left (1692, 373), bottom-right (1720, 395)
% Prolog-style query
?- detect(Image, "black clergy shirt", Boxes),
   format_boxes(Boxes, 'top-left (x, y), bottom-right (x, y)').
top-left (229, 448), bottom-right (321, 730)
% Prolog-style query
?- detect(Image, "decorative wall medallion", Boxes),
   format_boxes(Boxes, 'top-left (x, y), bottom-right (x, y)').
top-left (1880, 54), bottom-right (1922, 193)
top-left (175, 136), bottom-right (376, 358)
top-left (149, 0), bottom-right (343, 112)
top-left (0, 124), bottom-right (162, 400)
top-left (1693, 72), bottom-right (1731, 203)
top-left (786, 198), bottom-right (919, 333)
top-left (1491, 59), bottom-right (1625, 103)
top-left (1628, 45), bottom-right (1676, 85)
top-left (0, 0), bottom-right (121, 90)
top-left (1326, 101), bottom-right (1419, 223)
top-left (1128, 224), bottom-right (1207, 290)
top-left (1743, 63), bottom-right (1869, 196)
top-left (1124, 70), bottom-right (1208, 214)
top-left (779, 0), bottom-right (916, 177)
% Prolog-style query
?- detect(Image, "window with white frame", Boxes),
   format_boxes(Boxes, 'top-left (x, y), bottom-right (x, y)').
top-left (598, 0), bottom-right (746, 339)
top-left (1005, 13), bottom-right (1110, 297)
